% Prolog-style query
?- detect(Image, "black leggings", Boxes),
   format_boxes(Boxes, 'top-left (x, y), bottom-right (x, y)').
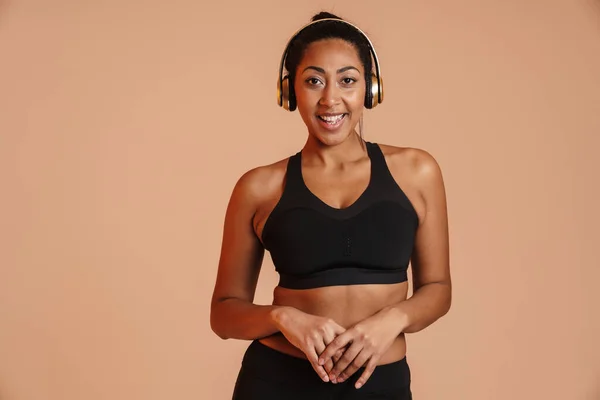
top-left (232, 340), bottom-right (412, 400)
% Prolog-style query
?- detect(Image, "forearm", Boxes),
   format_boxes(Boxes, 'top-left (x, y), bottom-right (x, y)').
top-left (381, 281), bottom-right (452, 334)
top-left (210, 298), bottom-right (292, 340)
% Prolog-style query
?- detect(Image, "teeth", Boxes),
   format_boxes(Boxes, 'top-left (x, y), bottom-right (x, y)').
top-left (320, 114), bottom-right (345, 123)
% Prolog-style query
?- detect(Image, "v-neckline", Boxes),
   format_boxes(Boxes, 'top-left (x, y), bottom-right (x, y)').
top-left (297, 143), bottom-right (374, 212)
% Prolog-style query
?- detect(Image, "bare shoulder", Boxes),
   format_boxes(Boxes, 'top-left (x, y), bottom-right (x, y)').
top-left (377, 143), bottom-right (442, 176)
top-left (377, 143), bottom-right (445, 191)
top-left (376, 143), bottom-right (446, 224)
top-left (229, 156), bottom-right (290, 209)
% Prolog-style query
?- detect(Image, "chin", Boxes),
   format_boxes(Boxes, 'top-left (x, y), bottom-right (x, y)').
top-left (310, 129), bottom-right (354, 147)
top-left (308, 117), bottom-right (359, 146)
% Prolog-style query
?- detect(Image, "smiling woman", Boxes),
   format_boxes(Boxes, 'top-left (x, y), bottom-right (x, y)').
top-left (210, 11), bottom-right (452, 400)
top-left (295, 39), bottom-right (367, 141)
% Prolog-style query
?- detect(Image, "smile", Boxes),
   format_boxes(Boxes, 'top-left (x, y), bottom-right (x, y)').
top-left (316, 113), bottom-right (348, 131)
top-left (317, 113), bottom-right (347, 124)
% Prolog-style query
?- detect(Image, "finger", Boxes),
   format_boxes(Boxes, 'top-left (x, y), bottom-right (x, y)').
top-left (336, 349), bottom-right (372, 383)
top-left (315, 338), bottom-right (334, 376)
top-left (309, 355), bottom-right (330, 382)
top-left (304, 346), bottom-right (329, 382)
top-left (333, 347), bottom-right (345, 364)
top-left (306, 343), bottom-right (330, 383)
top-left (329, 342), bottom-right (362, 381)
top-left (324, 358), bottom-right (334, 374)
top-left (328, 347), bottom-right (347, 378)
top-left (354, 357), bottom-right (378, 389)
top-left (333, 323), bottom-right (346, 336)
top-left (321, 329), bottom-right (342, 375)
top-left (319, 332), bottom-right (352, 367)
top-left (321, 338), bottom-right (335, 374)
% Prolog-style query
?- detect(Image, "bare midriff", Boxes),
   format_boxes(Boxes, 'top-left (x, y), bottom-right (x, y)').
top-left (258, 281), bottom-right (409, 365)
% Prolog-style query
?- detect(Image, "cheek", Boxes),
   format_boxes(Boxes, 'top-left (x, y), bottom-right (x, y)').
top-left (296, 88), bottom-right (318, 103)
top-left (345, 91), bottom-right (365, 110)
top-left (293, 85), bottom-right (315, 107)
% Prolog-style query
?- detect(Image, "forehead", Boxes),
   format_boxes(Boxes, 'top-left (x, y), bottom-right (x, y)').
top-left (298, 38), bottom-right (362, 71)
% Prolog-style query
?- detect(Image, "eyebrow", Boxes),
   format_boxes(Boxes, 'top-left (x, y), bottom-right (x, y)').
top-left (302, 66), bottom-right (360, 74)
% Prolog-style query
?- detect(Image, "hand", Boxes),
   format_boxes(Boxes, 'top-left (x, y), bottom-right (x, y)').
top-left (273, 307), bottom-right (346, 382)
top-left (318, 309), bottom-right (403, 389)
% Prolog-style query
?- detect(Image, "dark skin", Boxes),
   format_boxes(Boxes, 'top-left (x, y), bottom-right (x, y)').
top-left (210, 38), bottom-right (451, 389)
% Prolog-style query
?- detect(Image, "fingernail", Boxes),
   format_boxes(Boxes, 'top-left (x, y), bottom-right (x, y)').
top-left (356, 382), bottom-right (363, 389)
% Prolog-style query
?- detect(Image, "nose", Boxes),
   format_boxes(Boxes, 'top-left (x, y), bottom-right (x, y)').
top-left (318, 83), bottom-right (341, 107)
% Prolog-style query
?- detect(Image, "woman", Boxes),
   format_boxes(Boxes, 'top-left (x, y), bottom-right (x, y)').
top-left (210, 11), bottom-right (451, 400)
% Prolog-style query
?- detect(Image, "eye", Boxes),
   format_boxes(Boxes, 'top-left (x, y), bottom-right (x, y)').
top-left (341, 77), bottom-right (357, 85)
top-left (305, 77), bottom-right (323, 86)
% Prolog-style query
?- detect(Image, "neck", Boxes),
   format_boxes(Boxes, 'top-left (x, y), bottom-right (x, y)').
top-left (302, 131), bottom-right (367, 166)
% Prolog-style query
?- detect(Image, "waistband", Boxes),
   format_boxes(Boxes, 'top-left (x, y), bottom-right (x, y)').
top-left (240, 340), bottom-right (410, 388)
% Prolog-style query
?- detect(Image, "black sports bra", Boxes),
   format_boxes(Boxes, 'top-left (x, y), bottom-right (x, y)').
top-left (261, 142), bottom-right (419, 290)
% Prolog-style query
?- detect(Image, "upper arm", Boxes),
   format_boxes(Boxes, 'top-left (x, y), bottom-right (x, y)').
top-left (410, 151), bottom-right (451, 291)
top-left (211, 169), bottom-right (266, 307)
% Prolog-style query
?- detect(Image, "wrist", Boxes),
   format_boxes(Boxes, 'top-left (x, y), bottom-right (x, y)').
top-left (269, 305), bottom-right (294, 329)
top-left (379, 304), bottom-right (410, 335)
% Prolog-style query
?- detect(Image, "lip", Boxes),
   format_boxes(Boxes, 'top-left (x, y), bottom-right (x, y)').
top-left (317, 112), bottom-right (347, 116)
top-left (316, 113), bottom-right (347, 132)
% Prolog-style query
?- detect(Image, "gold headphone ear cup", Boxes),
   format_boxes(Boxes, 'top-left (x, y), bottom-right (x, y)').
top-left (370, 72), bottom-right (382, 108)
top-left (280, 75), bottom-right (291, 110)
top-left (277, 77), bottom-right (283, 107)
top-left (378, 75), bottom-right (384, 104)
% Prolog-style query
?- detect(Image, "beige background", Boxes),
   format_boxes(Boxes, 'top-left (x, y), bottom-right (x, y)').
top-left (1, 0), bottom-right (600, 399)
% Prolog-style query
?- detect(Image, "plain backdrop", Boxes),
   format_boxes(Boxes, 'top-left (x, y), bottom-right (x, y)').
top-left (1, 0), bottom-right (600, 399)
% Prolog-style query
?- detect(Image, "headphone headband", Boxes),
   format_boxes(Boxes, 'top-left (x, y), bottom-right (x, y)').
top-left (277, 18), bottom-right (383, 109)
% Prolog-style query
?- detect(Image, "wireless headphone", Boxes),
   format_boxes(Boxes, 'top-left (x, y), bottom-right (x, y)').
top-left (277, 18), bottom-right (384, 111)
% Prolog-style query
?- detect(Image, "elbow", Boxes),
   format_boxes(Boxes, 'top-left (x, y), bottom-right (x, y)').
top-left (211, 318), bottom-right (231, 340)
top-left (210, 321), bottom-right (228, 340)
top-left (440, 281), bottom-right (452, 317)
top-left (210, 303), bottom-right (230, 340)
top-left (214, 331), bottom-right (230, 341)
top-left (420, 280), bottom-right (453, 318)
